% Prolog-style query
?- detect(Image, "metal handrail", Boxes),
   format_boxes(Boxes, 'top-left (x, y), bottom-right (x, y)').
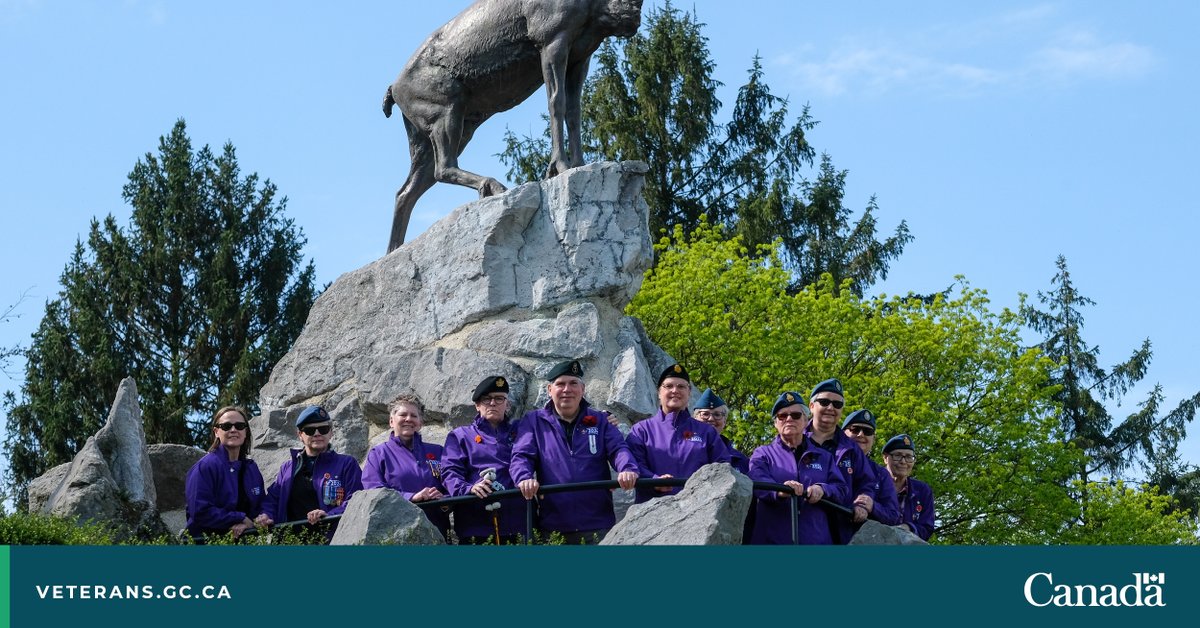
top-left (266, 476), bottom-right (853, 545)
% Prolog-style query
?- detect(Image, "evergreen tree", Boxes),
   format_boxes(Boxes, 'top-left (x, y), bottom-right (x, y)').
top-left (499, 2), bottom-right (911, 294)
top-left (1021, 255), bottom-right (1200, 494)
top-left (3, 120), bottom-right (318, 502)
top-left (0, 293), bottom-right (26, 376)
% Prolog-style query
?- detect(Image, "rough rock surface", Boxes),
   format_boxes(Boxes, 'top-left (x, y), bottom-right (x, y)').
top-left (147, 444), bottom-right (205, 512)
top-left (848, 520), bottom-right (930, 545)
top-left (601, 463), bottom-right (752, 545)
top-left (28, 378), bottom-right (167, 539)
top-left (329, 488), bottom-right (446, 545)
top-left (252, 161), bottom-right (672, 484)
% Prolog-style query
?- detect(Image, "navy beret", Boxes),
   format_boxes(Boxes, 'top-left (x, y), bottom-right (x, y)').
top-left (694, 388), bottom-right (725, 409)
top-left (883, 433), bottom-right (915, 454)
top-left (473, 375), bottom-right (511, 402)
top-left (841, 409), bottom-right (876, 430)
top-left (810, 378), bottom-right (844, 399)
top-left (296, 405), bottom-right (330, 428)
top-left (771, 391), bottom-right (808, 417)
top-left (657, 363), bottom-right (690, 387)
top-left (546, 359), bottom-right (584, 382)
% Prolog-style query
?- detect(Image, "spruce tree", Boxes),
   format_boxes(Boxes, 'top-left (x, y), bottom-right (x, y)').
top-left (3, 120), bottom-right (318, 503)
top-left (1022, 255), bottom-right (1200, 492)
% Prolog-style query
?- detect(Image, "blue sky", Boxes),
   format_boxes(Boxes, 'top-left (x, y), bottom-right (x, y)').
top-left (2, 1), bottom-right (1197, 486)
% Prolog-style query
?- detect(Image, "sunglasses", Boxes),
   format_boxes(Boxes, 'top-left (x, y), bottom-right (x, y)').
top-left (812, 398), bottom-right (845, 409)
top-left (774, 412), bottom-right (808, 422)
top-left (847, 425), bottom-right (875, 436)
top-left (300, 424), bottom-right (332, 436)
top-left (216, 422), bottom-right (248, 432)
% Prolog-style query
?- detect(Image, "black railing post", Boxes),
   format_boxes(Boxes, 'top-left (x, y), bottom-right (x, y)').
top-left (525, 498), bottom-right (534, 545)
top-left (790, 494), bottom-right (800, 545)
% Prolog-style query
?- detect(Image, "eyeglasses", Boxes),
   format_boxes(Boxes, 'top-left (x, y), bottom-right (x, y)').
top-left (888, 453), bottom-right (916, 463)
top-left (774, 412), bottom-right (808, 422)
top-left (479, 396), bottom-right (509, 406)
top-left (847, 425), bottom-right (875, 436)
top-left (696, 411), bottom-right (728, 420)
top-left (660, 383), bottom-right (689, 392)
top-left (812, 398), bottom-right (844, 409)
top-left (300, 424), bottom-right (332, 436)
top-left (216, 422), bottom-right (248, 432)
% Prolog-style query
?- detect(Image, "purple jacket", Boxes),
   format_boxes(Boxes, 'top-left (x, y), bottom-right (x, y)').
top-left (362, 433), bottom-right (450, 535)
top-left (748, 436), bottom-right (848, 545)
top-left (722, 436), bottom-right (750, 475)
top-left (866, 458), bottom-right (901, 526)
top-left (510, 400), bottom-right (638, 533)
top-left (626, 408), bottom-right (731, 503)
top-left (897, 476), bottom-right (936, 541)
top-left (441, 415), bottom-right (526, 539)
top-left (185, 450), bottom-right (266, 538)
top-left (261, 448), bottom-right (363, 524)
top-left (824, 432), bottom-right (878, 543)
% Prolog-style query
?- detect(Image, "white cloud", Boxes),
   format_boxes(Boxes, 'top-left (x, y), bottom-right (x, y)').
top-left (1030, 30), bottom-right (1156, 81)
top-left (774, 6), bottom-right (1156, 98)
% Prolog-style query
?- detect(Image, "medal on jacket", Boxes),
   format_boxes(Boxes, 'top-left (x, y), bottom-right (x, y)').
top-left (322, 473), bottom-right (345, 507)
top-left (425, 452), bottom-right (441, 480)
top-left (589, 433), bottom-right (598, 454)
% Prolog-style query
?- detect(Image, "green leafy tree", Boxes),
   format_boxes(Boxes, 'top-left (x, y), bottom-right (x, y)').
top-left (499, 2), bottom-right (910, 294)
top-left (628, 221), bottom-right (1080, 544)
top-left (1021, 256), bottom-right (1200, 507)
top-left (1059, 481), bottom-right (1198, 545)
top-left (3, 120), bottom-right (318, 503)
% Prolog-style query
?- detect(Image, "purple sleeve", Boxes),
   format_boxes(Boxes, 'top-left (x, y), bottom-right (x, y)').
top-left (870, 464), bottom-right (901, 526)
top-left (850, 446), bottom-right (877, 500)
top-left (185, 458), bottom-right (246, 531)
top-left (624, 423), bottom-right (653, 477)
top-left (604, 420), bottom-right (638, 474)
top-left (361, 447), bottom-right (386, 489)
top-left (816, 461), bottom-right (849, 506)
top-left (261, 464), bottom-right (288, 522)
top-left (910, 480), bottom-right (936, 541)
top-left (748, 447), bottom-right (781, 501)
top-left (509, 418), bottom-right (537, 484)
top-left (326, 457), bottom-right (363, 517)
top-left (440, 430), bottom-right (473, 496)
top-left (362, 445), bottom-right (413, 500)
top-left (708, 428), bottom-right (732, 464)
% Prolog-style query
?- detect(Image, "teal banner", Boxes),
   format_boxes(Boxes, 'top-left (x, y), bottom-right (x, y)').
top-left (9, 546), bottom-right (1198, 625)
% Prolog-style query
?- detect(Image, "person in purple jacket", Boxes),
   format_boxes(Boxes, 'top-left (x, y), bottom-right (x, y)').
top-left (748, 392), bottom-right (848, 544)
top-left (692, 388), bottom-right (748, 474)
top-left (185, 405), bottom-right (268, 543)
top-left (441, 375), bottom-right (526, 544)
top-left (882, 434), bottom-right (936, 541)
top-left (693, 387), bottom-right (755, 543)
top-left (805, 378), bottom-right (875, 543)
top-left (362, 393), bottom-right (450, 538)
top-left (255, 405), bottom-right (362, 540)
top-left (510, 359), bottom-right (639, 544)
top-left (626, 364), bottom-right (731, 503)
top-left (837, 409), bottom-right (900, 542)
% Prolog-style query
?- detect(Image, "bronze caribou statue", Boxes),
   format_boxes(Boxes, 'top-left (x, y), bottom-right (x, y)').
top-left (383, 0), bottom-right (644, 252)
